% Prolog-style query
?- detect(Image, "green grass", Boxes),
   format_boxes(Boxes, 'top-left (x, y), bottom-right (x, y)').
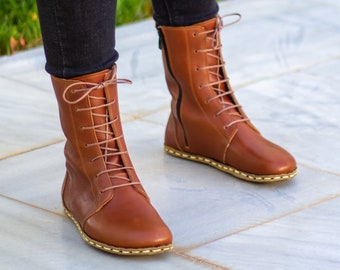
top-left (0, 0), bottom-right (41, 55)
top-left (116, 0), bottom-right (153, 26)
top-left (0, 0), bottom-right (153, 56)
top-left (1, 0), bottom-right (224, 56)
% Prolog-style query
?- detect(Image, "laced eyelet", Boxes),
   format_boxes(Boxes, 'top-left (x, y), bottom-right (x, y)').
top-left (195, 67), bottom-right (200, 72)
top-left (84, 143), bottom-right (89, 148)
top-left (193, 32), bottom-right (198, 37)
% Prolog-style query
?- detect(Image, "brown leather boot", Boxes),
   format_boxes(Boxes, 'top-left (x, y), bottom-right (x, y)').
top-left (158, 15), bottom-right (297, 182)
top-left (51, 65), bottom-right (172, 255)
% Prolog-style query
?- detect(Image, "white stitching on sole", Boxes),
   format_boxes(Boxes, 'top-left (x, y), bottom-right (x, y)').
top-left (164, 145), bottom-right (297, 183)
top-left (64, 208), bottom-right (173, 256)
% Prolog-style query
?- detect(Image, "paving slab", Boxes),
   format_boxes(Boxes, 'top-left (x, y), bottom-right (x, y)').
top-left (188, 196), bottom-right (340, 270)
top-left (1, 0), bottom-right (340, 269)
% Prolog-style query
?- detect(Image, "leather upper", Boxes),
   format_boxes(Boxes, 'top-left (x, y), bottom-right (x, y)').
top-left (160, 18), bottom-right (297, 177)
top-left (52, 67), bottom-right (172, 249)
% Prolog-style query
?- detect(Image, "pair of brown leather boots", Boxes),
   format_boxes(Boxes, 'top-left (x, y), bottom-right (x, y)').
top-left (51, 16), bottom-right (297, 255)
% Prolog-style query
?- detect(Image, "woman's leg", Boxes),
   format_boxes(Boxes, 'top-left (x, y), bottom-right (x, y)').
top-left (152, 0), bottom-right (219, 26)
top-left (36, 0), bottom-right (172, 255)
top-left (36, 0), bottom-right (118, 78)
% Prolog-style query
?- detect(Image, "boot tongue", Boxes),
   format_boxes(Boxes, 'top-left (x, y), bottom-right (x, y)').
top-left (73, 69), bottom-right (111, 83)
top-left (197, 17), bottom-right (217, 31)
top-left (199, 17), bottom-right (241, 118)
top-left (203, 19), bottom-right (222, 81)
top-left (77, 69), bottom-right (130, 185)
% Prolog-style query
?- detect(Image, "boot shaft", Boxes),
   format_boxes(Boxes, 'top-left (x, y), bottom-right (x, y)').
top-left (51, 67), bottom-right (173, 253)
top-left (158, 16), bottom-right (249, 120)
top-left (158, 16), bottom-right (297, 180)
top-left (51, 66), bottom-right (147, 222)
top-left (158, 17), bottom-right (253, 155)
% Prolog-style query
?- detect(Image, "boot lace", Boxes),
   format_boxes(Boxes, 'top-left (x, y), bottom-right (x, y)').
top-left (63, 74), bottom-right (141, 192)
top-left (196, 13), bottom-right (249, 128)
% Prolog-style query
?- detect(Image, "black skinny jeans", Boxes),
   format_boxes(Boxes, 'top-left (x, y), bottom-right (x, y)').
top-left (36, 0), bottom-right (219, 78)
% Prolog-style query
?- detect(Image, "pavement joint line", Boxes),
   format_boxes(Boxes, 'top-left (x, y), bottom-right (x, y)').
top-left (233, 55), bottom-right (340, 90)
top-left (179, 193), bottom-right (340, 254)
top-left (0, 193), bottom-right (65, 218)
top-left (0, 138), bottom-right (65, 161)
top-left (172, 250), bottom-right (231, 270)
top-left (297, 162), bottom-right (340, 178)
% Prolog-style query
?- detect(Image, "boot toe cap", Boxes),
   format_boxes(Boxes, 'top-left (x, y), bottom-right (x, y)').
top-left (83, 189), bottom-right (173, 252)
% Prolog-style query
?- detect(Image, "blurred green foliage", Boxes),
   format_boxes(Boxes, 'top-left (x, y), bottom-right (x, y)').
top-left (0, 0), bottom-right (153, 56)
top-left (117, 0), bottom-right (153, 25)
top-left (0, 0), bottom-right (41, 55)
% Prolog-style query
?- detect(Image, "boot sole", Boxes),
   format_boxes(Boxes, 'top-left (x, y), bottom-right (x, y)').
top-left (164, 145), bottom-right (297, 183)
top-left (64, 207), bottom-right (173, 256)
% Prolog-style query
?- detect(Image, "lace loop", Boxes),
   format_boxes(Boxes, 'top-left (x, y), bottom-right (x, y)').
top-left (63, 78), bottom-right (131, 104)
top-left (218, 13), bottom-right (242, 29)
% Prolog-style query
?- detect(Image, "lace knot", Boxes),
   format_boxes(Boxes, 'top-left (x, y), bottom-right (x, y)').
top-left (63, 77), bottom-right (132, 105)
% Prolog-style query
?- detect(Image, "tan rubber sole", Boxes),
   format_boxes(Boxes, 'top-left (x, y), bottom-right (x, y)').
top-left (164, 145), bottom-right (297, 183)
top-left (64, 207), bottom-right (173, 256)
